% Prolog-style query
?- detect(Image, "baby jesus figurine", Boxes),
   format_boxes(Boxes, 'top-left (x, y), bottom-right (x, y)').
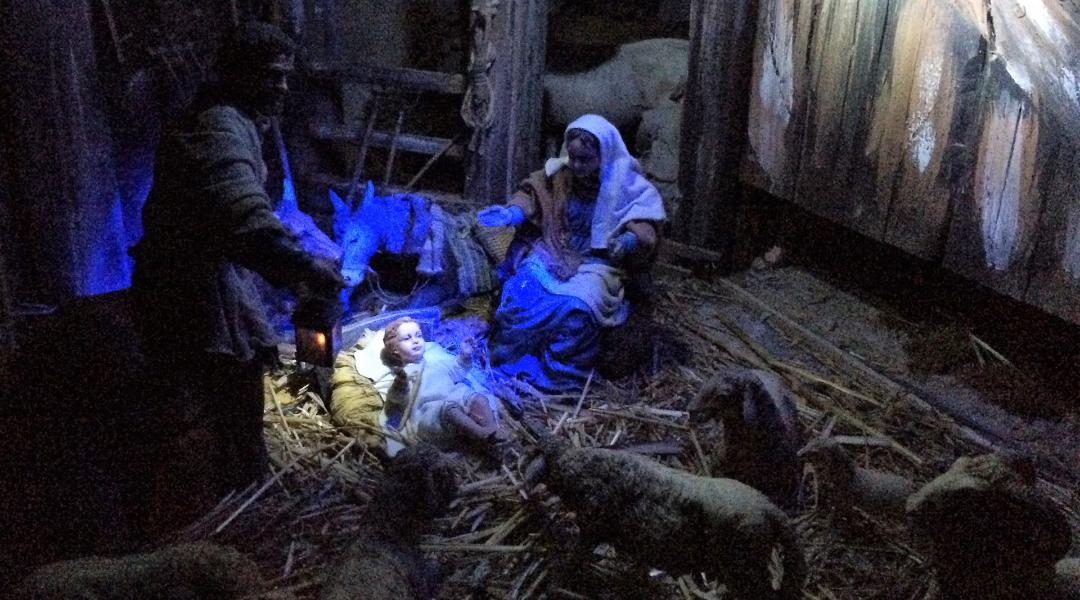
top-left (378, 317), bottom-right (500, 454)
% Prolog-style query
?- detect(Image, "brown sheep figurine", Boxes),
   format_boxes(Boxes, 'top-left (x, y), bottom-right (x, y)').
top-left (11, 542), bottom-right (260, 600)
top-left (321, 444), bottom-right (457, 600)
top-left (527, 426), bottom-right (805, 599)
top-left (686, 365), bottom-right (804, 509)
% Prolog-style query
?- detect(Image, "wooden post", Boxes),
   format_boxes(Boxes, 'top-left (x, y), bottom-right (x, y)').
top-left (0, 24), bottom-right (12, 378)
top-left (0, 175), bottom-right (13, 395)
top-left (302, 0), bottom-right (342, 64)
top-left (675, 0), bottom-right (760, 269)
top-left (462, 0), bottom-right (548, 205)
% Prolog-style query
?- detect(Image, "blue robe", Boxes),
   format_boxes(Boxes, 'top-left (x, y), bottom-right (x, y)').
top-left (490, 195), bottom-right (607, 392)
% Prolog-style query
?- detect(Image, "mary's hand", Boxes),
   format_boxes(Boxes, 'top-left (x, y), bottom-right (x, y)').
top-left (477, 205), bottom-right (525, 227)
top-left (607, 231), bottom-right (640, 263)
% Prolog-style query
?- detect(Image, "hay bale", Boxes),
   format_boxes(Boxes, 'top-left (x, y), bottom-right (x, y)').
top-left (905, 323), bottom-right (973, 375)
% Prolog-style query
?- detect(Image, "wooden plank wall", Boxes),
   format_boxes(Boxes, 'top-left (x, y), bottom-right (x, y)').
top-left (736, 0), bottom-right (1080, 325)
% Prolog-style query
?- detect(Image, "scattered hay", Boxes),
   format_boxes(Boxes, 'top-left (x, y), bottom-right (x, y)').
top-left (955, 363), bottom-right (1073, 419)
top-left (904, 323), bottom-right (974, 375)
top-left (884, 313), bottom-right (1073, 418)
top-left (169, 274), bottom-right (1078, 600)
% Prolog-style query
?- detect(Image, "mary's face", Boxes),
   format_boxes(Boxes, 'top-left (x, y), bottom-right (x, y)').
top-left (567, 137), bottom-right (600, 181)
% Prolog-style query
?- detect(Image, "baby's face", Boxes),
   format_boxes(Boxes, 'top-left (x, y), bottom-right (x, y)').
top-left (390, 321), bottom-right (425, 364)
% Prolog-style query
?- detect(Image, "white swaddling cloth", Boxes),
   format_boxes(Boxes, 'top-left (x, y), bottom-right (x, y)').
top-left (352, 331), bottom-right (497, 456)
top-left (518, 255), bottom-right (629, 327)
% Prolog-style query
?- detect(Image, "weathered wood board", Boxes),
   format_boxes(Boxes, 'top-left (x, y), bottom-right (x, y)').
top-left (463, 0), bottom-right (548, 204)
top-left (958, 0), bottom-right (1080, 323)
top-left (734, 0), bottom-right (1080, 325)
top-left (676, 0), bottom-right (760, 260)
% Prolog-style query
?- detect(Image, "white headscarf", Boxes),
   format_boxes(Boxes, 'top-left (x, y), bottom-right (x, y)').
top-left (544, 114), bottom-right (666, 249)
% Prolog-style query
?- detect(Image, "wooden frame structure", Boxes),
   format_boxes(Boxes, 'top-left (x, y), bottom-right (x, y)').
top-left (304, 0), bottom-right (548, 205)
top-left (461, 0), bottom-right (548, 204)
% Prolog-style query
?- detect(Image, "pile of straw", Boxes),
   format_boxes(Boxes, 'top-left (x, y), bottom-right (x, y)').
top-left (173, 273), bottom-right (1079, 599)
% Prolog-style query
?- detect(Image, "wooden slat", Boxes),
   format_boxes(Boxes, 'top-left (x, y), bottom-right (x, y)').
top-left (304, 61), bottom-right (466, 95)
top-left (941, 61), bottom-right (1043, 301)
top-left (791, 0), bottom-right (900, 242)
top-left (877, 1), bottom-right (984, 259)
top-left (743, 0), bottom-right (797, 198)
top-left (942, 0), bottom-right (1080, 325)
top-left (306, 174), bottom-right (476, 209)
top-left (309, 124), bottom-right (465, 159)
top-left (1020, 143), bottom-right (1080, 324)
top-left (744, 0), bottom-right (964, 254)
top-left (673, 0), bottom-right (759, 266)
top-left (0, 181), bottom-right (12, 397)
top-left (548, 16), bottom-right (681, 48)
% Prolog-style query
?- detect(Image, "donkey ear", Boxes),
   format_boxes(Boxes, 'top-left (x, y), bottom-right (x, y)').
top-left (329, 189), bottom-right (349, 239)
top-left (330, 188), bottom-right (348, 216)
top-left (360, 180), bottom-right (376, 210)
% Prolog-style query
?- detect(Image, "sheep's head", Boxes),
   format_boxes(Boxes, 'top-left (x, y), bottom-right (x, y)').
top-left (686, 365), bottom-right (760, 425)
top-left (797, 437), bottom-right (855, 484)
top-left (906, 454), bottom-right (1037, 517)
top-left (372, 444), bottom-right (458, 530)
top-left (521, 417), bottom-right (571, 489)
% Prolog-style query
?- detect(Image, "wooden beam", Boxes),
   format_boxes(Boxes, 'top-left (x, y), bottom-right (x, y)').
top-left (309, 124), bottom-right (465, 159)
top-left (463, 0), bottom-right (548, 204)
top-left (675, 0), bottom-right (760, 269)
top-left (0, 173), bottom-right (13, 397)
top-left (548, 16), bottom-right (681, 47)
top-left (304, 61), bottom-right (466, 95)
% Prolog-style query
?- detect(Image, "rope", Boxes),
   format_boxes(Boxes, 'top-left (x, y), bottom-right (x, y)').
top-left (460, 0), bottom-right (500, 151)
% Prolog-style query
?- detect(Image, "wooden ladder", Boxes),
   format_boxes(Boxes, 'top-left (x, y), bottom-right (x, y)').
top-left (305, 61), bottom-right (468, 206)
